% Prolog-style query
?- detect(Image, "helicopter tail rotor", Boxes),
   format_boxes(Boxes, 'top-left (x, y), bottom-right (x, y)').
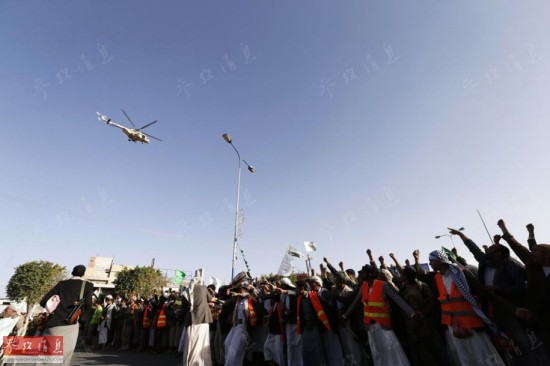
top-left (96, 112), bottom-right (110, 123)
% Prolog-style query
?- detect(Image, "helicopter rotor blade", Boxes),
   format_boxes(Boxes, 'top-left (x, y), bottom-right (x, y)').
top-left (142, 132), bottom-right (162, 141)
top-left (121, 109), bottom-right (136, 128)
top-left (137, 120), bottom-right (158, 131)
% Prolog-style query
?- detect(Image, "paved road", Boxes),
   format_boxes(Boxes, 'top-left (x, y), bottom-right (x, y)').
top-left (70, 339), bottom-right (182, 366)
top-left (71, 349), bottom-right (181, 366)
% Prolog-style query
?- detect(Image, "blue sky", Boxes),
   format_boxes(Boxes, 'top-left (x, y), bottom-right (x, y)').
top-left (2, 1), bottom-right (550, 295)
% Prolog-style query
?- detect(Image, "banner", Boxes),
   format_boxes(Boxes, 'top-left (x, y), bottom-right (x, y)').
top-left (304, 241), bottom-right (317, 252)
top-left (2, 335), bottom-right (64, 364)
top-left (277, 254), bottom-right (293, 276)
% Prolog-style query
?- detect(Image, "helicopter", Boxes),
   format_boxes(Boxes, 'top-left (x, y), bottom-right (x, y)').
top-left (96, 110), bottom-right (162, 144)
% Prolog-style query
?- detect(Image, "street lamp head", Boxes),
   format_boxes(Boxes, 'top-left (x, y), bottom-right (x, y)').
top-left (243, 160), bottom-right (255, 173)
top-left (223, 133), bottom-right (232, 143)
top-left (435, 236), bottom-right (442, 239)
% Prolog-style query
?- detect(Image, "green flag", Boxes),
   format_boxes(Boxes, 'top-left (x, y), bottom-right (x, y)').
top-left (441, 246), bottom-right (457, 262)
top-left (173, 270), bottom-right (186, 285)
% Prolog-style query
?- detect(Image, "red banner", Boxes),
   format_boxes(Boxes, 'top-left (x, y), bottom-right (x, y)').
top-left (3, 336), bottom-right (64, 363)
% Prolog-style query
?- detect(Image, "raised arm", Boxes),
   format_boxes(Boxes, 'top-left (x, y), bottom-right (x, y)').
top-left (366, 249), bottom-right (379, 277)
top-left (366, 249), bottom-right (377, 268)
top-left (378, 256), bottom-right (387, 270)
top-left (448, 227), bottom-right (485, 264)
top-left (412, 249), bottom-right (425, 274)
top-left (388, 253), bottom-right (404, 275)
top-left (498, 219), bottom-right (531, 265)
top-left (323, 257), bottom-right (340, 277)
top-left (526, 223), bottom-right (537, 250)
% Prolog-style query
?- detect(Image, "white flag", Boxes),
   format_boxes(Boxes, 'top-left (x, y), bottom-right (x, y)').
top-left (304, 241), bottom-right (317, 252)
top-left (209, 276), bottom-right (225, 290)
top-left (277, 254), bottom-right (293, 276)
top-left (288, 246), bottom-right (303, 258)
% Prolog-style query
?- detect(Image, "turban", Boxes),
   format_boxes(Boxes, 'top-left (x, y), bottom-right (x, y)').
top-left (429, 250), bottom-right (451, 264)
top-left (309, 276), bottom-right (323, 286)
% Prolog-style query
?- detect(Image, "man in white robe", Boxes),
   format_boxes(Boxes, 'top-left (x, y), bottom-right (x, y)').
top-left (180, 276), bottom-right (213, 366)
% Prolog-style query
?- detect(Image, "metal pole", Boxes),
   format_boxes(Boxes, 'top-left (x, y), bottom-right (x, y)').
top-left (232, 160), bottom-right (242, 280)
top-left (224, 133), bottom-right (255, 280)
top-left (477, 209), bottom-right (495, 245)
top-left (229, 143), bottom-right (242, 280)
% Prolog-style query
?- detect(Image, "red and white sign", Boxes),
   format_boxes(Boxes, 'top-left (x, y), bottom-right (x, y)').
top-left (3, 335), bottom-right (64, 364)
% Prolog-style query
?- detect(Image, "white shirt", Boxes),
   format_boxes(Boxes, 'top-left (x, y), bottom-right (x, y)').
top-left (484, 267), bottom-right (497, 286)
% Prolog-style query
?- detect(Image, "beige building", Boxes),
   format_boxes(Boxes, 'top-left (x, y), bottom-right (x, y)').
top-left (83, 256), bottom-right (133, 290)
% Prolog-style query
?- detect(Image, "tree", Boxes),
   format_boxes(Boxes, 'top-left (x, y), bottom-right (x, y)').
top-left (114, 266), bottom-right (166, 298)
top-left (6, 261), bottom-right (66, 306)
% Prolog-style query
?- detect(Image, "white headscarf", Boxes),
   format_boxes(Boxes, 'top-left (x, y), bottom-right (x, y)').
top-left (185, 276), bottom-right (203, 311)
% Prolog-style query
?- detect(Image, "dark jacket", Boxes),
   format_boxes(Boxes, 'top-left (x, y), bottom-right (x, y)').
top-left (185, 284), bottom-right (213, 326)
top-left (463, 238), bottom-right (526, 306)
top-left (40, 278), bottom-right (94, 328)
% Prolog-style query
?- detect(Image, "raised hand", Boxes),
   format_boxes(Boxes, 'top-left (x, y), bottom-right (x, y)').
top-left (448, 227), bottom-right (464, 236)
top-left (493, 235), bottom-right (501, 245)
top-left (497, 219), bottom-right (511, 236)
top-left (526, 223), bottom-right (534, 233)
top-left (413, 250), bottom-right (419, 260)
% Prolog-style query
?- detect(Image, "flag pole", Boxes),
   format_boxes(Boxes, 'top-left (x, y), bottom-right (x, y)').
top-left (477, 209), bottom-right (495, 245)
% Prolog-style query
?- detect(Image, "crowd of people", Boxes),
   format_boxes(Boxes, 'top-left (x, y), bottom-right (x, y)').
top-left (2, 218), bottom-right (550, 366)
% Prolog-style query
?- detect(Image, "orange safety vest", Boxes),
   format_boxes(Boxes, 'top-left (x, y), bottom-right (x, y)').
top-left (247, 298), bottom-right (257, 327)
top-left (361, 280), bottom-right (392, 328)
top-left (156, 304), bottom-right (167, 328)
top-left (296, 291), bottom-right (331, 334)
top-left (142, 307), bottom-right (151, 329)
top-left (435, 273), bottom-right (485, 329)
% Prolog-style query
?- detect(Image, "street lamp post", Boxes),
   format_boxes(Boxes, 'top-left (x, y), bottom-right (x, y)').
top-left (223, 133), bottom-right (255, 280)
top-left (435, 227), bottom-right (464, 247)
